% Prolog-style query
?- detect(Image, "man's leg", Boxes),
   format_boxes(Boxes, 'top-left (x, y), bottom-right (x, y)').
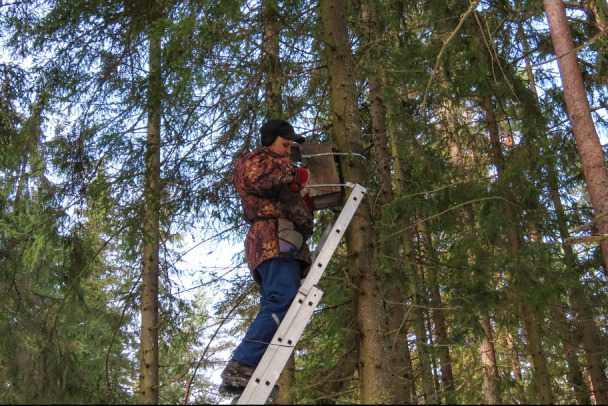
top-left (221, 257), bottom-right (300, 388)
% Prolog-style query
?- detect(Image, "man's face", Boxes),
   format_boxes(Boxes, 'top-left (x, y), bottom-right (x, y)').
top-left (269, 136), bottom-right (294, 157)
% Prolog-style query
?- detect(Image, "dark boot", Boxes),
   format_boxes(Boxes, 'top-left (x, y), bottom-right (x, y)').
top-left (220, 359), bottom-right (255, 388)
top-left (219, 359), bottom-right (279, 398)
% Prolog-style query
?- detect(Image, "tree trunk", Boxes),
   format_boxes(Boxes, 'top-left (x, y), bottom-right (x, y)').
top-left (262, 0), bottom-right (283, 117)
top-left (543, 1), bottom-right (608, 401)
top-left (362, 4), bottom-right (415, 404)
top-left (520, 16), bottom-right (606, 403)
top-left (411, 280), bottom-right (437, 405)
top-left (420, 226), bottom-right (455, 404)
top-left (139, 30), bottom-right (162, 405)
top-left (544, 0), bottom-right (608, 273)
top-left (479, 314), bottom-right (502, 404)
top-left (385, 118), bottom-right (418, 403)
top-left (275, 354), bottom-right (295, 405)
top-left (319, 0), bottom-right (393, 402)
top-left (505, 332), bottom-right (525, 397)
top-left (362, 3), bottom-right (392, 208)
top-left (386, 285), bottom-right (417, 404)
top-left (550, 304), bottom-right (591, 405)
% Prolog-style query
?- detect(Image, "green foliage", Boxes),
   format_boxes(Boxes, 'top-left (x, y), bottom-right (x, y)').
top-left (2, 0), bottom-right (608, 404)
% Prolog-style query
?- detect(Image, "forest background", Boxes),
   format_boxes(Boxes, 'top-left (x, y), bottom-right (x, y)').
top-left (2, 0), bottom-right (608, 404)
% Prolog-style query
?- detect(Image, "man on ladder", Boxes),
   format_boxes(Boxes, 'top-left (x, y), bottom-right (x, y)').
top-left (219, 119), bottom-right (315, 400)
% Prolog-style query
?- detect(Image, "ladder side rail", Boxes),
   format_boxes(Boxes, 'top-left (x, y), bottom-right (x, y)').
top-left (237, 286), bottom-right (323, 404)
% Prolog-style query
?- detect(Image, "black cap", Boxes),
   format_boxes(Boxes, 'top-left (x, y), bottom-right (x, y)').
top-left (260, 119), bottom-right (305, 146)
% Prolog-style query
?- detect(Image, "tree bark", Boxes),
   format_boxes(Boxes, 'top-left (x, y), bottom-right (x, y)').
top-left (543, 2), bottom-right (608, 400)
top-left (319, 0), bottom-right (393, 402)
top-left (479, 315), bottom-right (502, 404)
top-left (139, 28), bottom-right (162, 405)
top-left (544, 0), bottom-right (608, 273)
top-left (275, 354), bottom-right (295, 405)
top-left (262, 0), bottom-right (283, 117)
top-left (420, 226), bottom-right (455, 404)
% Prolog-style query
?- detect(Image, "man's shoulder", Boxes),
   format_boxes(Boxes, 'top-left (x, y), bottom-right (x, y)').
top-left (235, 149), bottom-right (263, 174)
top-left (237, 147), bottom-right (292, 166)
top-left (237, 147), bottom-right (268, 162)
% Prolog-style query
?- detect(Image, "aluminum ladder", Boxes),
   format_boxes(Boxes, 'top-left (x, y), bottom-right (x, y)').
top-left (236, 182), bottom-right (367, 405)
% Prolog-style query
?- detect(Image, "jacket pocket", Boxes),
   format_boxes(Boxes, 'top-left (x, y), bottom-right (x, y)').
top-left (277, 217), bottom-right (304, 256)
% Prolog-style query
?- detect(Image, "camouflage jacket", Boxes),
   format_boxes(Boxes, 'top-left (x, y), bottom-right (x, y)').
top-left (233, 146), bottom-right (313, 280)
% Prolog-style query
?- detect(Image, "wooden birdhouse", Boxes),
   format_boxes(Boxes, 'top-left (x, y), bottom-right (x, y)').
top-left (291, 144), bottom-right (342, 210)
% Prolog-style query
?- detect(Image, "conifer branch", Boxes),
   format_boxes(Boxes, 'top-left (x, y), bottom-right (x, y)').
top-left (378, 196), bottom-right (508, 242)
top-left (529, 26), bottom-right (608, 69)
top-left (565, 234), bottom-right (608, 245)
top-left (569, 210), bottom-right (608, 233)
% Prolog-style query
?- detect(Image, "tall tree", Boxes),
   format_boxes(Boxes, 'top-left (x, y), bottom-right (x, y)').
top-left (319, 0), bottom-right (393, 403)
top-left (359, 2), bottom-right (419, 404)
top-left (139, 4), bottom-right (164, 403)
top-left (518, 10), bottom-right (600, 403)
top-left (543, 0), bottom-right (608, 273)
top-left (544, 0), bottom-right (608, 402)
top-left (1, 1), bottom-right (225, 404)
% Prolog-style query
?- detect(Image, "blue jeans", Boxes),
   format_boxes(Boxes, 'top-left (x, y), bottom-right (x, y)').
top-left (232, 257), bottom-right (301, 367)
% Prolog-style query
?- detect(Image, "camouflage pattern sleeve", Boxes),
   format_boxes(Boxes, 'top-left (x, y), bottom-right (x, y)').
top-left (236, 148), bottom-right (296, 196)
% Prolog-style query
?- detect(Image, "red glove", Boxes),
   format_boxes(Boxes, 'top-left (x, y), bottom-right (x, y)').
top-left (290, 167), bottom-right (309, 191)
top-left (302, 191), bottom-right (314, 212)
